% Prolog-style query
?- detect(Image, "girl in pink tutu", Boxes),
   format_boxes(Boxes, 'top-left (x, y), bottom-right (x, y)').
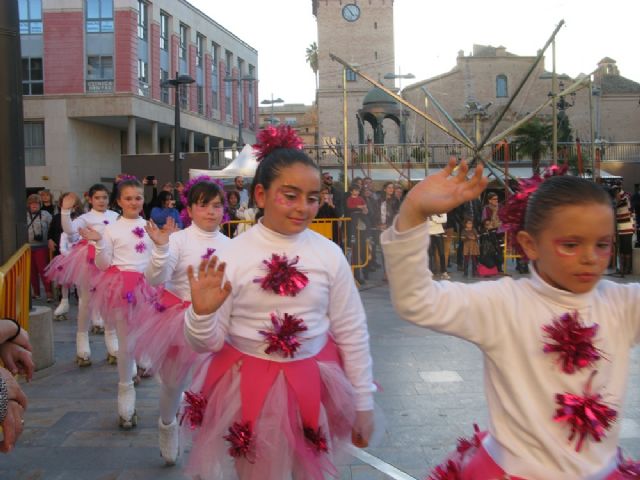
top-left (49, 184), bottom-right (120, 366)
top-left (181, 125), bottom-right (376, 480)
top-left (381, 160), bottom-right (640, 479)
top-left (82, 177), bottom-right (154, 429)
top-left (131, 178), bottom-right (230, 465)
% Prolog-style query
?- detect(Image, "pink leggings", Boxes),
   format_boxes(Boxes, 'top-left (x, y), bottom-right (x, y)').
top-left (30, 246), bottom-right (52, 298)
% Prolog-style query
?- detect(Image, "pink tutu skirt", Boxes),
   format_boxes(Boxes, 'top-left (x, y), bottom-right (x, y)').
top-left (427, 427), bottom-right (640, 480)
top-left (181, 338), bottom-right (356, 480)
top-left (130, 288), bottom-right (206, 385)
top-left (91, 266), bottom-right (156, 330)
top-left (44, 241), bottom-right (98, 288)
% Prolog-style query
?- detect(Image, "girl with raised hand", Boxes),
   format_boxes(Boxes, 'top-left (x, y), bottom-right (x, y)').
top-left (182, 125), bottom-right (376, 480)
top-left (382, 159), bottom-right (640, 479)
top-left (50, 184), bottom-right (119, 366)
top-left (81, 177), bottom-right (155, 429)
top-left (131, 177), bottom-right (230, 465)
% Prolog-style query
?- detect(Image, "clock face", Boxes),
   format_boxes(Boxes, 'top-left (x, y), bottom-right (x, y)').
top-left (342, 3), bottom-right (360, 22)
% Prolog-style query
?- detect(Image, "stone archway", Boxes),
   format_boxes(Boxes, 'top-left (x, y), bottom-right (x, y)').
top-left (357, 87), bottom-right (403, 144)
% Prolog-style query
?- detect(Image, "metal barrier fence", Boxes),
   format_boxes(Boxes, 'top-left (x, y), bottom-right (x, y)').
top-left (0, 245), bottom-right (31, 330)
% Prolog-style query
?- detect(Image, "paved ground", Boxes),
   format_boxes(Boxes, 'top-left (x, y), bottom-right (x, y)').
top-left (3, 263), bottom-right (640, 479)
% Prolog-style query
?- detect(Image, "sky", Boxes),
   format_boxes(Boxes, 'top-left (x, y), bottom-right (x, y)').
top-left (189, 0), bottom-right (640, 106)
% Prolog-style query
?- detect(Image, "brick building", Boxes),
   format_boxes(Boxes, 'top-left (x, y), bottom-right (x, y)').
top-left (20, 0), bottom-right (258, 195)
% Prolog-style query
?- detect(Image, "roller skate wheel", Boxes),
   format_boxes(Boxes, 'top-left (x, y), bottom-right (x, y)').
top-left (76, 356), bottom-right (92, 367)
top-left (119, 412), bottom-right (138, 430)
top-left (106, 354), bottom-right (118, 365)
top-left (91, 325), bottom-right (105, 335)
top-left (54, 314), bottom-right (67, 321)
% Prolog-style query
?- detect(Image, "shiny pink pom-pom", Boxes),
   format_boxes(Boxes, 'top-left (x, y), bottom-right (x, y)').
top-left (254, 253), bottom-right (309, 296)
top-left (617, 448), bottom-right (640, 476)
top-left (553, 371), bottom-right (617, 452)
top-left (253, 125), bottom-right (304, 161)
top-left (259, 312), bottom-right (308, 358)
top-left (428, 459), bottom-right (461, 480)
top-left (180, 391), bottom-right (207, 429)
top-left (542, 311), bottom-right (602, 374)
top-left (224, 421), bottom-right (254, 461)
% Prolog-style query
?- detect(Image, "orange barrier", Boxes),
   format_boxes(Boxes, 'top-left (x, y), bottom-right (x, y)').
top-left (0, 245), bottom-right (31, 330)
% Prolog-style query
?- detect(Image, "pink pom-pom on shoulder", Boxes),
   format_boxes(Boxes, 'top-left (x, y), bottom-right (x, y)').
top-left (253, 125), bottom-right (304, 161)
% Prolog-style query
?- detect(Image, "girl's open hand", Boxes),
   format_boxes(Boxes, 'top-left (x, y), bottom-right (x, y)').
top-left (398, 158), bottom-right (488, 232)
top-left (79, 226), bottom-right (101, 242)
top-left (187, 256), bottom-right (232, 316)
top-left (61, 192), bottom-right (79, 210)
top-left (145, 219), bottom-right (172, 246)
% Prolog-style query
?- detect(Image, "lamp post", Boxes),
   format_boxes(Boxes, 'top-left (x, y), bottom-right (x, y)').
top-left (161, 72), bottom-right (195, 182)
top-left (424, 96), bottom-right (429, 178)
top-left (225, 75), bottom-right (255, 147)
top-left (261, 94), bottom-right (284, 125)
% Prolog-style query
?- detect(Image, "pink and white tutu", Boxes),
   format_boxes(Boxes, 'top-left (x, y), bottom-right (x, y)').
top-left (130, 288), bottom-right (206, 385)
top-left (427, 427), bottom-right (640, 480)
top-left (45, 240), bottom-right (98, 288)
top-left (181, 338), bottom-right (356, 480)
top-left (91, 266), bottom-right (156, 330)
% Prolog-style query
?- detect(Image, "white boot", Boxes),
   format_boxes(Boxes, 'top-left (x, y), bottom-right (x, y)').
top-left (54, 298), bottom-right (69, 319)
top-left (158, 417), bottom-right (179, 465)
top-left (76, 332), bottom-right (91, 367)
top-left (118, 381), bottom-right (137, 429)
top-left (104, 329), bottom-right (119, 365)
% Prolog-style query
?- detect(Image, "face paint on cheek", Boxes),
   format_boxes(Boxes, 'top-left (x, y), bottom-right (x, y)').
top-left (553, 241), bottom-right (577, 257)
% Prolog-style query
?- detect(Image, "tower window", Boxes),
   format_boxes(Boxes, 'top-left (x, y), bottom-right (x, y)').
top-left (496, 75), bottom-right (508, 98)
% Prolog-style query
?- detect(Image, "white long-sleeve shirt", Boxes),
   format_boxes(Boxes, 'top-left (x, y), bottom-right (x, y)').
top-left (184, 220), bottom-right (375, 411)
top-left (145, 223), bottom-right (231, 301)
top-left (427, 213), bottom-right (447, 235)
top-left (381, 219), bottom-right (640, 480)
top-left (94, 216), bottom-right (152, 272)
top-left (61, 208), bottom-right (120, 243)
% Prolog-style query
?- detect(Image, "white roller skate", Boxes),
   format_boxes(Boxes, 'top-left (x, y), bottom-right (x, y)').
top-left (91, 315), bottom-right (105, 335)
top-left (158, 417), bottom-right (179, 465)
top-left (118, 381), bottom-right (137, 429)
top-left (75, 332), bottom-right (92, 367)
top-left (105, 329), bottom-right (119, 365)
top-left (54, 298), bottom-right (69, 321)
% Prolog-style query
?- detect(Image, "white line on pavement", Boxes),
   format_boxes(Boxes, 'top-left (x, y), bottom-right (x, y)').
top-left (347, 445), bottom-right (418, 480)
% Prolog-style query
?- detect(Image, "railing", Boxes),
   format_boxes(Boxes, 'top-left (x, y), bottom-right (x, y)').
top-left (209, 142), bottom-right (640, 170)
top-left (0, 245), bottom-right (31, 330)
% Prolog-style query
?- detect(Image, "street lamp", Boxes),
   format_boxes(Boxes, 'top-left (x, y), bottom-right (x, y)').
top-left (224, 75), bottom-right (255, 147)
top-left (161, 72), bottom-right (195, 183)
top-left (261, 95), bottom-right (284, 125)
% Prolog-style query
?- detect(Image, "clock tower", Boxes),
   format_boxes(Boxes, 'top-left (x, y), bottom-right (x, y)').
top-left (312, 0), bottom-right (395, 154)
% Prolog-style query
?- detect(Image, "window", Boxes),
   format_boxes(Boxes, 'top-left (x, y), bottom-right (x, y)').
top-left (346, 69), bottom-right (357, 82)
top-left (86, 0), bottom-right (113, 33)
top-left (24, 121), bottom-right (45, 166)
top-left (160, 12), bottom-right (169, 51)
top-left (211, 42), bottom-right (219, 111)
top-left (137, 1), bottom-right (147, 40)
top-left (19, 0), bottom-right (43, 34)
top-left (197, 86), bottom-right (204, 114)
top-left (224, 50), bottom-right (232, 115)
top-left (196, 34), bottom-right (204, 67)
top-left (22, 57), bottom-right (43, 95)
top-left (496, 74), bottom-right (508, 98)
top-left (285, 117), bottom-right (297, 126)
top-left (179, 24), bottom-right (188, 59)
top-left (160, 69), bottom-right (169, 103)
top-left (179, 84), bottom-right (187, 110)
top-left (137, 59), bottom-right (149, 96)
top-left (86, 55), bottom-right (113, 92)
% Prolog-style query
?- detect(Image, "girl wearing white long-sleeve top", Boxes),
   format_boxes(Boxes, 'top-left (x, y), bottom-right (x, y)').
top-left (49, 184), bottom-right (119, 366)
top-left (181, 125), bottom-right (376, 480)
top-left (381, 160), bottom-right (640, 479)
top-left (82, 177), bottom-right (154, 429)
top-left (131, 178), bottom-right (230, 465)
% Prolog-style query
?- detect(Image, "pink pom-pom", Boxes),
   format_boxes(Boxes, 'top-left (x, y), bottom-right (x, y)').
top-left (224, 421), bottom-right (255, 461)
top-left (553, 371), bottom-right (617, 452)
top-left (180, 391), bottom-right (208, 429)
top-left (132, 226), bottom-right (145, 238)
top-left (254, 253), bottom-right (309, 296)
top-left (253, 125), bottom-right (304, 161)
top-left (303, 426), bottom-right (329, 453)
top-left (542, 311), bottom-right (602, 374)
top-left (617, 448), bottom-right (640, 476)
top-left (259, 312), bottom-right (308, 358)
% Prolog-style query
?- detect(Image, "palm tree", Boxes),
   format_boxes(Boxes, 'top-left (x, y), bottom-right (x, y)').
top-left (305, 42), bottom-right (319, 90)
top-left (512, 117), bottom-right (553, 175)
